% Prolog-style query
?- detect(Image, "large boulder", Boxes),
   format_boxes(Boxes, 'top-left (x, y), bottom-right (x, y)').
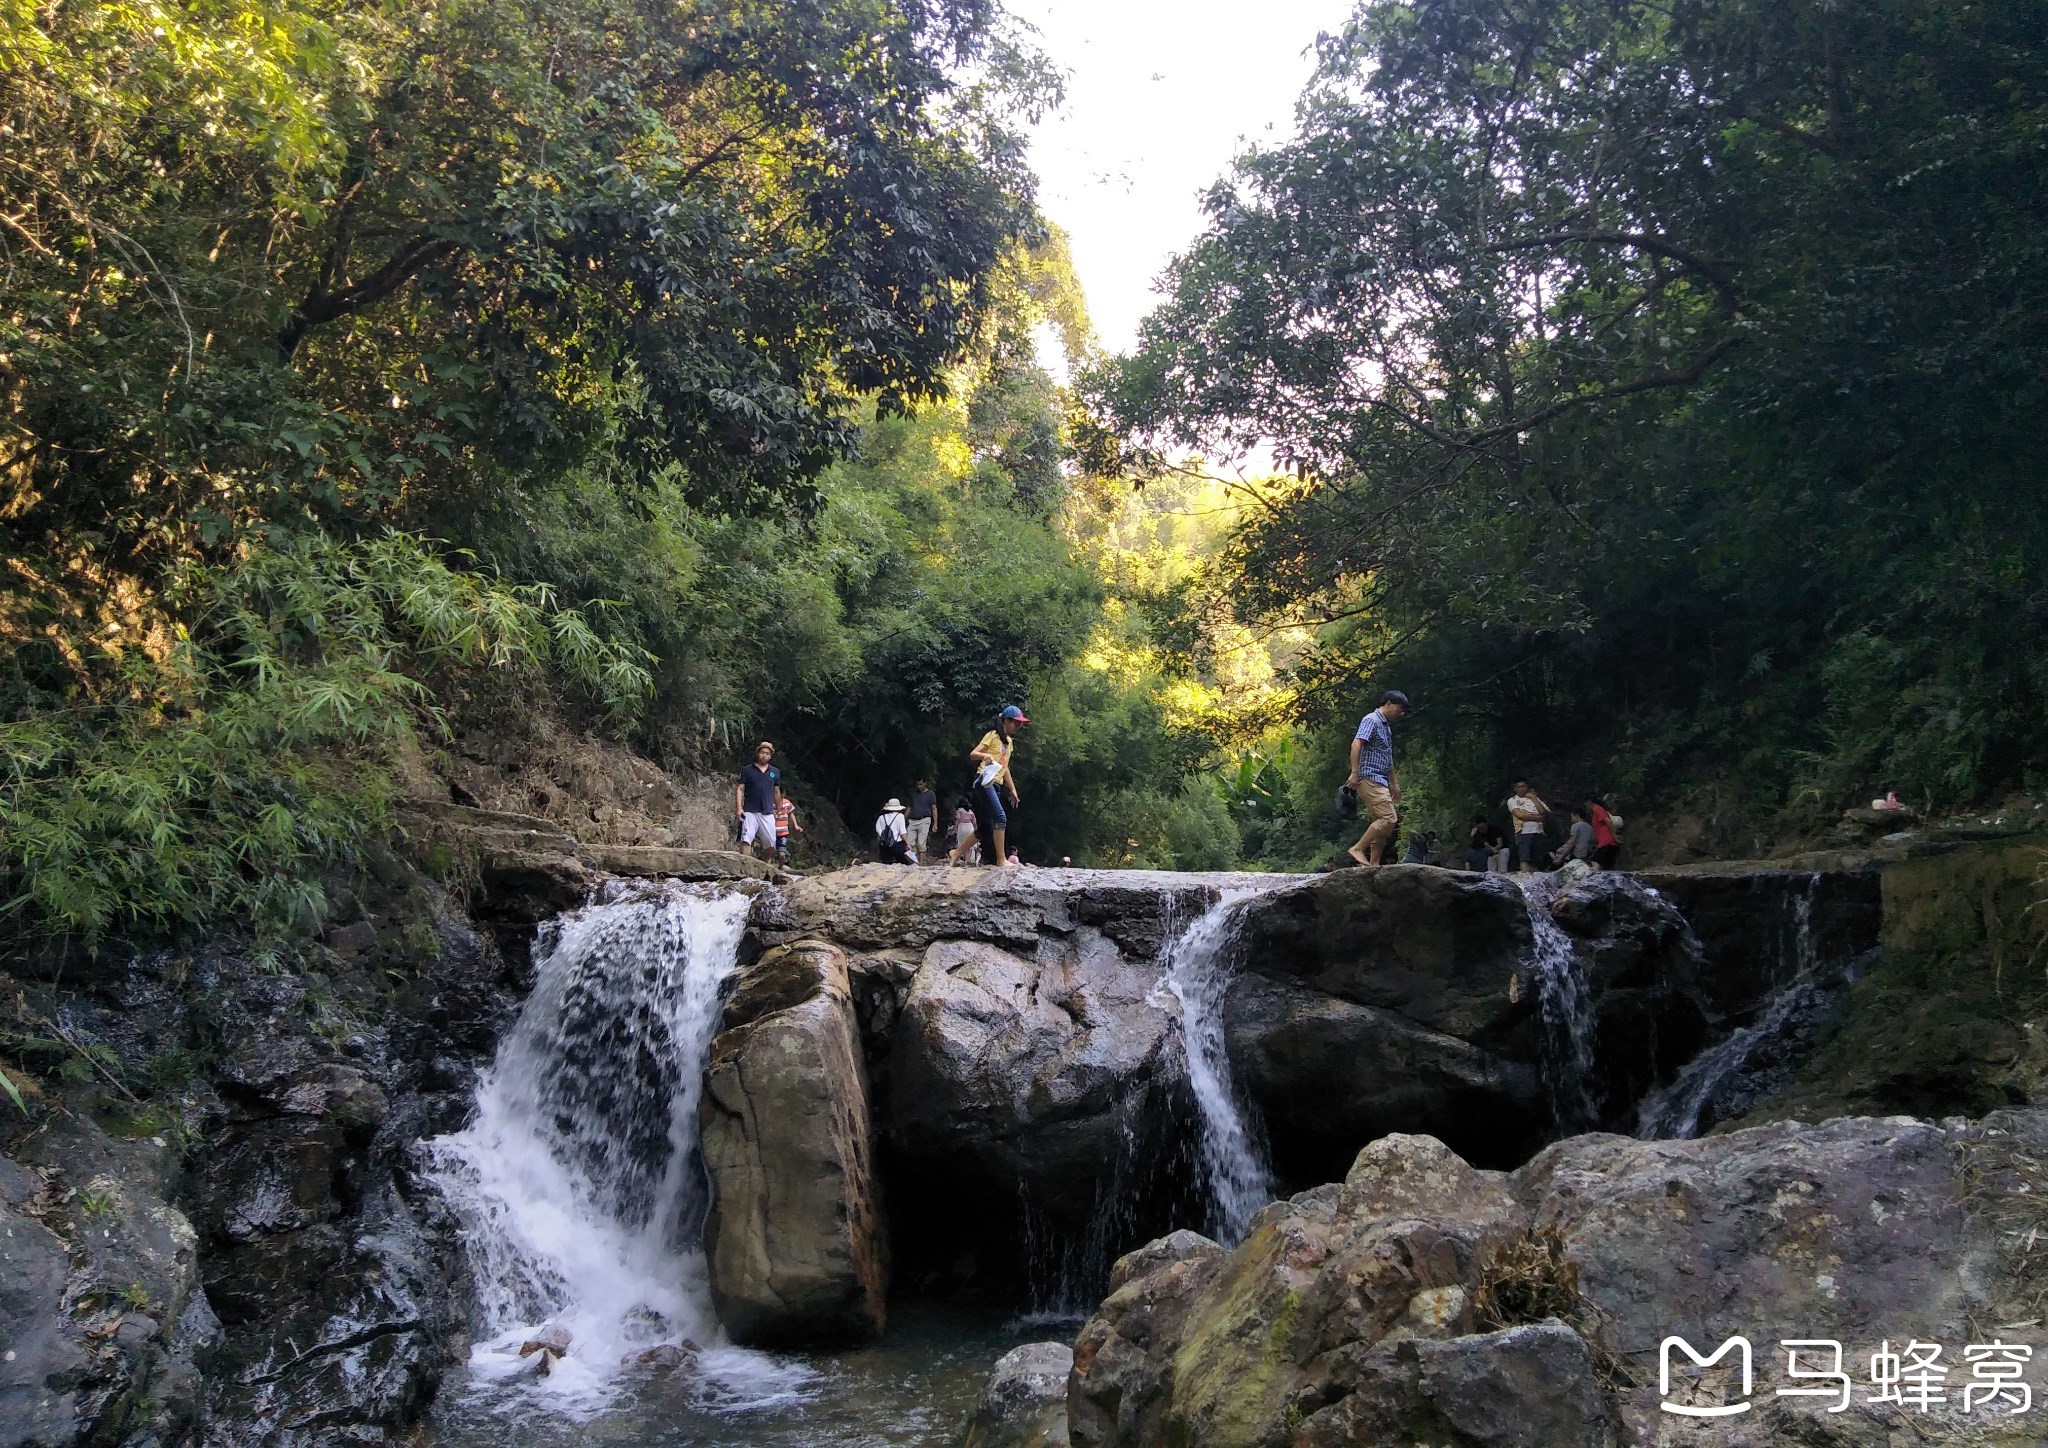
top-left (880, 925), bottom-right (1189, 1292)
top-left (1223, 971), bottom-right (1548, 1176)
top-left (961, 1341), bottom-right (1073, 1448)
top-left (1068, 1112), bottom-right (2048, 1448)
top-left (1526, 1111), bottom-right (2045, 1441)
top-left (1065, 1230), bottom-right (1228, 1448)
top-left (1233, 866), bottom-right (1539, 1045)
top-left (1069, 1135), bottom-right (1560, 1448)
top-left (700, 940), bottom-right (888, 1347)
top-left (1228, 868), bottom-right (1709, 1178)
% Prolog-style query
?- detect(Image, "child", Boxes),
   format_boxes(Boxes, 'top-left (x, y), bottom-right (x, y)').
top-left (773, 786), bottom-right (803, 863)
top-left (946, 796), bottom-right (980, 866)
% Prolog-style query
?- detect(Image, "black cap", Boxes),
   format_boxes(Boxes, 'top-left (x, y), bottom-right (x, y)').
top-left (1381, 689), bottom-right (1411, 708)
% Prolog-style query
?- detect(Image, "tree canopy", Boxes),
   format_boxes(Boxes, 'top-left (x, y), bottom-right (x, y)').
top-left (9, 0), bottom-right (2048, 939)
top-left (1097, 0), bottom-right (2048, 851)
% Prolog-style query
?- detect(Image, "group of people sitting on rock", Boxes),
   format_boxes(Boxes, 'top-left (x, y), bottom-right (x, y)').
top-left (1341, 689), bottom-right (1626, 872)
top-left (1465, 782), bottom-right (1624, 872)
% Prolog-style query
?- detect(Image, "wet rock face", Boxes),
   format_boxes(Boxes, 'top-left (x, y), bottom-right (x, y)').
top-left (188, 916), bottom-right (505, 1447)
top-left (1635, 866), bottom-right (1881, 1015)
top-left (1069, 1114), bottom-right (2048, 1448)
top-left (700, 940), bottom-right (888, 1347)
top-left (2, 871), bottom-right (520, 1448)
top-left (747, 868), bottom-right (1270, 1300)
top-left (879, 928), bottom-right (1192, 1296)
top-left (1227, 867), bottom-right (1711, 1179)
top-left (0, 1134), bottom-right (214, 1448)
top-left (960, 1341), bottom-right (1073, 1448)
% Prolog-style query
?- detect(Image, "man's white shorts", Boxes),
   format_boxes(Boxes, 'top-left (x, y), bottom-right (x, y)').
top-left (741, 812), bottom-right (778, 848)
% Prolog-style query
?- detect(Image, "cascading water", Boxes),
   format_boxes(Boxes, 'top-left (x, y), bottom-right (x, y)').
top-left (1633, 973), bottom-right (1841, 1139)
top-left (1511, 876), bottom-right (1601, 1133)
top-left (1160, 887), bottom-right (1279, 1245)
top-left (423, 880), bottom-right (809, 1415)
top-left (1635, 874), bottom-right (1860, 1141)
top-left (1788, 872), bottom-right (1820, 975)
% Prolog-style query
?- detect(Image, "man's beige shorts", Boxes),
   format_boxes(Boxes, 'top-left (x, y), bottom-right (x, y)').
top-left (1357, 778), bottom-right (1397, 826)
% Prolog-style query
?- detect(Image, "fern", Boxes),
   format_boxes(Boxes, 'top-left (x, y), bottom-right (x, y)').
top-left (1, 531), bottom-right (654, 942)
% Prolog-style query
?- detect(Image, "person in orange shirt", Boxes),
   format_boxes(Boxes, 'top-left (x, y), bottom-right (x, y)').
top-left (1585, 796), bottom-right (1621, 869)
top-left (774, 786), bottom-right (803, 864)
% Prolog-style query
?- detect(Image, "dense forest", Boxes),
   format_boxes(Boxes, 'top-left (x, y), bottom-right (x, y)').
top-left (1097, 0), bottom-right (2048, 859)
top-left (4, 0), bottom-right (2046, 945)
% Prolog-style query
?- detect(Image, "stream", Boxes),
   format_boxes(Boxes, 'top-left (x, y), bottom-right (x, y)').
top-left (414, 868), bottom-right (1827, 1443)
top-left (427, 1304), bottom-right (1045, 1447)
top-left (416, 878), bottom-right (1281, 1444)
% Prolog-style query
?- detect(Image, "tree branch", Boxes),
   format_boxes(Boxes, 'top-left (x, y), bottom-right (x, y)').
top-left (279, 234), bottom-right (463, 358)
top-left (1480, 229), bottom-right (1739, 312)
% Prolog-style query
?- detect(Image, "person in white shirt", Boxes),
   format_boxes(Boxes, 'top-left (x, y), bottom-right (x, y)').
top-left (874, 798), bottom-right (910, 864)
top-left (1505, 779), bottom-right (1552, 872)
top-left (946, 798), bottom-right (980, 865)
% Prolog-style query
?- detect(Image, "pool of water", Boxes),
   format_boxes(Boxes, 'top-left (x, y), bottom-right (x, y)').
top-left (426, 1305), bottom-right (1076, 1448)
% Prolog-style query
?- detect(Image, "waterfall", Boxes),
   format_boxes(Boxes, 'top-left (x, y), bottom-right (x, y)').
top-left (1789, 872), bottom-right (1820, 976)
top-left (1161, 887), bottom-right (1277, 1246)
top-left (423, 880), bottom-right (809, 1415)
top-left (1635, 941), bottom-right (1867, 1142)
top-left (1512, 876), bottom-right (1600, 1133)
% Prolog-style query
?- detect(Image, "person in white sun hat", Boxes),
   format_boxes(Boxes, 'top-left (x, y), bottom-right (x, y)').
top-left (874, 797), bottom-right (910, 864)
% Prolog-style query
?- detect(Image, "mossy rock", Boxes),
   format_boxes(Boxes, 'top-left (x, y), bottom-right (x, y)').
top-left (1882, 832), bottom-right (2048, 966)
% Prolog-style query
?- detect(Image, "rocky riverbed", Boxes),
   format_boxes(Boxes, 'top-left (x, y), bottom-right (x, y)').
top-left (5, 826), bottom-right (2041, 1447)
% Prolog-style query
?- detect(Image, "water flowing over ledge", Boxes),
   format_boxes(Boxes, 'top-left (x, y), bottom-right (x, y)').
top-left (422, 880), bottom-right (811, 1417)
top-left (1160, 884), bottom-right (1285, 1245)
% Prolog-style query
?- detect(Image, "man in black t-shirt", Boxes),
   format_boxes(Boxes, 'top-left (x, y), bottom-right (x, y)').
top-left (734, 742), bottom-right (781, 858)
top-left (906, 778), bottom-right (939, 864)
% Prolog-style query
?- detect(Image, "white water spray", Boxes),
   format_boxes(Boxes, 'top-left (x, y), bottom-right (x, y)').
top-left (423, 881), bottom-right (810, 1416)
top-left (1511, 876), bottom-right (1600, 1132)
top-left (1789, 872), bottom-right (1820, 976)
top-left (1161, 887), bottom-right (1278, 1245)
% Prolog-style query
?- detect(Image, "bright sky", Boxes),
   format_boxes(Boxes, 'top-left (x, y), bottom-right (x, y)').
top-left (1012, 0), bottom-right (1356, 357)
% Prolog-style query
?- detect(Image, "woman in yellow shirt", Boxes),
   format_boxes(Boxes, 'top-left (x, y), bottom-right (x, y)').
top-left (967, 705), bottom-right (1028, 867)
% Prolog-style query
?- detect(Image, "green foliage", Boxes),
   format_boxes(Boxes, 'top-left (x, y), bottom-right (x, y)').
top-left (1097, 0), bottom-right (2048, 848)
top-left (1093, 779), bottom-right (1241, 871)
top-left (1, 533), bottom-right (649, 941)
top-left (1, 0), bottom-right (1038, 607)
